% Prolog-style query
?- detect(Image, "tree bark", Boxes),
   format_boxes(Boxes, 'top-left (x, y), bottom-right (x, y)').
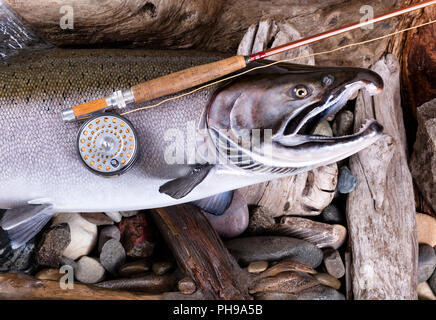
top-left (346, 54), bottom-right (418, 300)
top-left (150, 204), bottom-right (251, 300)
top-left (6, 0), bottom-right (400, 67)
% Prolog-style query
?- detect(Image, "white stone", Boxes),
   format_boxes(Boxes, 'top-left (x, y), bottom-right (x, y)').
top-left (104, 211), bottom-right (122, 223)
top-left (52, 213), bottom-right (97, 260)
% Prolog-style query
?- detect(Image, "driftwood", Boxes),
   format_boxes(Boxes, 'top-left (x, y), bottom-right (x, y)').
top-left (150, 205), bottom-right (251, 300)
top-left (389, 1), bottom-right (436, 217)
top-left (6, 0), bottom-right (400, 67)
top-left (0, 273), bottom-right (162, 300)
top-left (346, 54), bottom-right (418, 299)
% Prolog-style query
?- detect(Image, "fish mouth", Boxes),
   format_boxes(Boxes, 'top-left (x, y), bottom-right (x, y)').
top-left (273, 68), bottom-right (383, 147)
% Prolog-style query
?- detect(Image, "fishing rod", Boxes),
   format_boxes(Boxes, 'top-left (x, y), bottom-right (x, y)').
top-left (61, 0), bottom-right (436, 123)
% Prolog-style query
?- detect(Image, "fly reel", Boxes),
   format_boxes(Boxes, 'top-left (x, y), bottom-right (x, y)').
top-left (77, 113), bottom-right (139, 176)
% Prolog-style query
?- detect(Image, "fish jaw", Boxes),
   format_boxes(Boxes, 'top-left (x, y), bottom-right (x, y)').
top-left (253, 119), bottom-right (383, 168)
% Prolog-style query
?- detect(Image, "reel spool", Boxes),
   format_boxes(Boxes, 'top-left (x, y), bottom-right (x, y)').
top-left (77, 113), bottom-right (139, 176)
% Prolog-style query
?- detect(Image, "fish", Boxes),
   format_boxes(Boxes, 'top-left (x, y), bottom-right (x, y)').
top-left (0, 12), bottom-right (383, 248)
top-left (0, 48), bottom-right (383, 211)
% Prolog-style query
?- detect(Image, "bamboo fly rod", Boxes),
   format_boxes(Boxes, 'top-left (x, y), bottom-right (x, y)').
top-left (61, 0), bottom-right (436, 122)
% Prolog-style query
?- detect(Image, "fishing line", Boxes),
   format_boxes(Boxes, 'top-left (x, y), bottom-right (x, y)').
top-left (121, 18), bottom-right (436, 117)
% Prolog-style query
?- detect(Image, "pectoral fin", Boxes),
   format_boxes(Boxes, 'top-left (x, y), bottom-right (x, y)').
top-left (159, 164), bottom-right (214, 199)
top-left (0, 203), bottom-right (55, 249)
top-left (192, 190), bottom-right (234, 216)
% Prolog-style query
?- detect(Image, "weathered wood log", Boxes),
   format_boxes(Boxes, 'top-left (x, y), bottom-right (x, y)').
top-left (388, 1), bottom-right (436, 217)
top-left (150, 205), bottom-right (251, 300)
top-left (346, 54), bottom-right (418, 299)
top-left (389, 0), bottom-right (436, 119)
top-left (6, 0), bottom-right (400, 67)
top-left (0, 273), bottom-right (162, 300)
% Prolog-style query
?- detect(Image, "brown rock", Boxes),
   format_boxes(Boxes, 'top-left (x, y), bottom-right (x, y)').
top-left (80, 212), bottom-right (114, 226)
top-left (410, 99), bottom-right (436, 212)
top-left (96, 273), bottom-right (177, 293)
top-left (277, 217), bottom-right (347, 249)
top-left (35, 268), bottom-right (63, 281)
top-left (254, 292), bottom-right (298, 300)
top-left (247, 206), bottom-right (276, 235)
top-left (152, 261), bottom-right (173, 276)
top-left (36, 223), bottom-right (70, 267)
top-left (119, 212), bottom-right (154, 258)
top-left (249, 271), bottom-right (319, 295)
top-left (416, 213), bottom-right (436, 247)
top-left (118, 259), bottom-right (151, 278)
top-left (417, 282), bottom-right (436, 300)
top-left (178, 277), bottom-right (196, 295)
top-left (259, 261), bottom-right (316, 279)
top-left (323, 248), bottom-right (345, 279)
top-left (314, 273), bottom-right (341, 290)
top-left (247, 261), bottom-right (268, 274)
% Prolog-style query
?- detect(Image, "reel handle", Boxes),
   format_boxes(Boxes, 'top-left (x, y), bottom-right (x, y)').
top-left (62, 55), bottom-right (247, 122)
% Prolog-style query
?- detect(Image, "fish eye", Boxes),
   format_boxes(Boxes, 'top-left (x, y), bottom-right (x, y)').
top-left (294, 85), bottom-right (309, 99)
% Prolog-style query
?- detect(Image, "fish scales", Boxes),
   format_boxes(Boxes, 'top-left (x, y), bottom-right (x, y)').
top-left (0, 49), bottom-right (229, 211)
top-left (0, 49), bottom-right (384, 212)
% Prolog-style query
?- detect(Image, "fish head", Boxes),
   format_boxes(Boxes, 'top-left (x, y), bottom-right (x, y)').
top-left (207, 63), bottom-right (384, 169)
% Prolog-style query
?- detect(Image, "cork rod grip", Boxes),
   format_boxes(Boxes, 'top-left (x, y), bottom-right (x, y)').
top-left (72, 97), bottom-right (108, 118)
top-left (131, 55), bottom-right (247, 103)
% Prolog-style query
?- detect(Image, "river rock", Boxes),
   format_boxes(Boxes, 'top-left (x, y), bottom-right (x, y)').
top-left (333, 110), bottom-right (354, 137)
top-left (410, 99), bottom-right (436, 212)
top-left (429, 269), bottom-right (436, 295)
top-left (416, 213), bottom-right (436, 247)
top-left (254, 292), bottom-right (299, 300)
top-left (319, 204), bottom-right (345, 225)
top-left (104, 211), bottom-right (122, 223)
top-left (314, 273), bottom-right (341, 290)
top-left (35, 268), bottom-right (63, 281)
top-left (259, 261), bottom-right (316, 279)
top-left (152, 261), bottom-right (173, 276)
top-left (0, 239), bottom-right (36, 274)
top-left (295, 285), bottom-right (345, 300)
top-left (247, 261), bottom-right (268, 274)
top-left (323, 248), bottom-right (345, 279)
top-left (96, 273), bottom-right (177, 293)
top-left (36, 223), bottom-right (70, 267)
top-left (80, 212), bottom-right (114, 226)
top-left (75, 256), bottom-right (106, 284)
top-left (118, 259), bottom-right (151, 277)
top-left (119, 212), bottom-right (154, 258)
top-left (418, 244), bottom-right (436, 283)
top-left (249, 271), bottom-right (319, 295)
top-left (0, 227), bottom-right (12, 264)
top-left (98, 225), bottom-right (121, 253)
top-left (100, 239), bottom-right (126, 275)
top-left (247, 206), bottom-right (276, 235)
top-left (203, 190), bottom-right (249, 238)
top-left (120, 210), bottom-right (139, 218)
top-left (417, 282), bottom-right (436, 300)
top-left (52, 213), bottom-right (97, 260)
top-left (337, 166), bottom-right (357, 194)
top-left (278, 217), bottom-right (347, 249)
top-left (225, 236), bottom-right (323, 268)
top-left (178, 277), bottom-right (196, 295)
